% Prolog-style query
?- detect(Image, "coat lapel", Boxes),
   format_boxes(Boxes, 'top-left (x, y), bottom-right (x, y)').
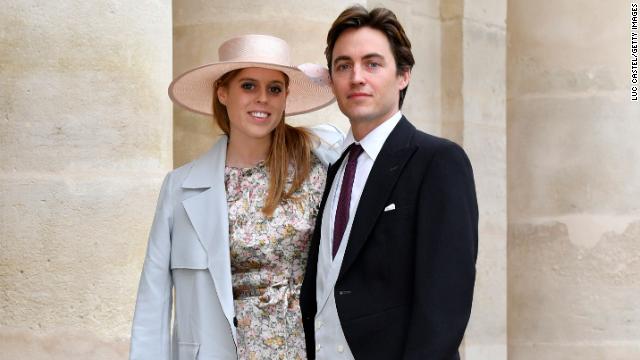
top-left (181, 137), bottom-right (236, 339)
top-left (339, 118), bottom-right (417, 279)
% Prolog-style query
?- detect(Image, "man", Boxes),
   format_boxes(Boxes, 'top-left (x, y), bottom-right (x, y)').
top-left (300, 5), bottom-right (479, 360)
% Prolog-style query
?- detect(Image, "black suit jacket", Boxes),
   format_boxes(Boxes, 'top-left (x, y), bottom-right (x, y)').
top-left (300, 117), bottom-right (478, 359)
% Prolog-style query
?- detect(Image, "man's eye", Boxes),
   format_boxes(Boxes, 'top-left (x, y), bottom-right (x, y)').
top-left (368, 62), bottom-right (380, 68)
top-left (335, 63), bottom-right (351, 72)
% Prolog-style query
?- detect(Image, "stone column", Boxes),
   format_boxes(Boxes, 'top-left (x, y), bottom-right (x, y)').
top-left (373, 0), bottom-right (443, 134)
top-left (441, 0), bottom-right (508, 359)
top-left (0, 1), bottom-right (172, 359)
top-left (508, 0), bottom-right (640, 358)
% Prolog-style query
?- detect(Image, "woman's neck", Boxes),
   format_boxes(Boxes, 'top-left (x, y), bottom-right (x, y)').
top-left (225, 134), bottom-right (271, 168)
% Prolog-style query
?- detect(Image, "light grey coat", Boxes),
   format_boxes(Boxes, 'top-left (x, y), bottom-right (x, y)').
top-left (129, 125), bottom-right (343, 360)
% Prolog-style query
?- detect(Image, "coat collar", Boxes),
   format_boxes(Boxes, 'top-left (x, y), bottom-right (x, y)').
top-left (180, 136), bottom-right (237, 342)
top-left (182, 135), bottom-right (228, 189)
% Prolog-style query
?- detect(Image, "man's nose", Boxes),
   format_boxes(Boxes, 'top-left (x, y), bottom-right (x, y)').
top-left (351, 64), bottom-right (365, 84)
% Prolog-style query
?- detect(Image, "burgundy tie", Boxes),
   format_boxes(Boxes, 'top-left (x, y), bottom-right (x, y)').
top-left (333, 144), bottom-right (364, 258)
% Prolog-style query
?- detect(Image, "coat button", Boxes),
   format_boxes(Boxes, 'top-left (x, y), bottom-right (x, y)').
top-left (337, 344), bottom-right (344, 353)
top-left (233, 317), bottom-right (238, 327)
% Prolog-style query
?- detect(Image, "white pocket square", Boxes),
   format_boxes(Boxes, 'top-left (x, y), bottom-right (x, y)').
top-left (384, 203), bottom-right (396, 212)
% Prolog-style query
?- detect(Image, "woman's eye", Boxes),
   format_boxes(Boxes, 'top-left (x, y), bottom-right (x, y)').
top-left (241, 82), bottom-right (255, 90)
top-left (269, 86), bottom-right (283, 94)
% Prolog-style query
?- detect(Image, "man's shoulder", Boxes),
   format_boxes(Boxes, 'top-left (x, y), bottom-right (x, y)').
top-left (391, 119), bottom-right (471, 178)
top-left (405, 122), bottom-right (464, 156)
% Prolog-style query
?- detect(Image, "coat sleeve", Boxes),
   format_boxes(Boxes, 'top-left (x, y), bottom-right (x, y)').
top-left (403, 142), bottom-right (479, 360)
top-left (309, 123), bottom-right (345, 166)
top-left (129, 173), bottom-right (175, 360)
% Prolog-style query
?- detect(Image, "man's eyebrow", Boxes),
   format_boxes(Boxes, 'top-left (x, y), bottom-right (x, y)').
top-left (333, 53), bottom-right (385, 65)
top-left (333, 55), bottom-right (352, 65)
top-left (362, 53), bottom-right (384, 60)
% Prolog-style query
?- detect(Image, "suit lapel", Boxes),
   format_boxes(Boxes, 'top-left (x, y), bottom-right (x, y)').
top-left (314, 146), bottom-right (351, 261)
top-left (339, 118), bottom-right (417, 279)
top-left (325, 149), bottom-right (349, 197)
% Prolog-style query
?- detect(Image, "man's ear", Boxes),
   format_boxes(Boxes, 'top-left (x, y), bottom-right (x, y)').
top-left (398, 70), bottom-right (411, 90)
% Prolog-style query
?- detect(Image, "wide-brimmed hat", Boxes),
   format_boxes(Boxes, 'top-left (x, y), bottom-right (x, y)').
top-left (168, 34), bottom-right (335, 116)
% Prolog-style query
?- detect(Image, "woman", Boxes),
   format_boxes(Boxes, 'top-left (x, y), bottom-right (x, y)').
top-left (130, 34), bottom-right (342, 360)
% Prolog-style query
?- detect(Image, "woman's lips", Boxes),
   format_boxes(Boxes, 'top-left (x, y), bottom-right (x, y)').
top-left (248, 111), bottom-right (270, 121)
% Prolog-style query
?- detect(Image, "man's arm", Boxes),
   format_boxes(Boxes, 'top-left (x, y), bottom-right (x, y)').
top-left (403, 141), bottom-right (479, 360)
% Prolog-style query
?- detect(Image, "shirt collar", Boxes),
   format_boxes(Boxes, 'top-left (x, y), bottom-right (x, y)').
top-left (341, 111), bottom-right (402, 162)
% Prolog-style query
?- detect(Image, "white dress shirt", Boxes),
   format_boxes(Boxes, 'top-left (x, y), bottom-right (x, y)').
top-left (314, 111), bottom-right (402, 359)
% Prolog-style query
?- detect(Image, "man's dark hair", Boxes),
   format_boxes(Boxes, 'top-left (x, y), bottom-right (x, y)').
top-left (325, 5), bottom-right (415, 108)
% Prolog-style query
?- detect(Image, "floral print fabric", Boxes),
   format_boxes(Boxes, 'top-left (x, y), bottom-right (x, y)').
top-left (225, 155), bottom-right (326, 360)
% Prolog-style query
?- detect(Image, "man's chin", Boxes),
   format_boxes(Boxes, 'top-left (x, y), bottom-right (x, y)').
top-left (346, 112), bottom-right (380, 124)
top-left (341, 108), bottom-right (374, 122)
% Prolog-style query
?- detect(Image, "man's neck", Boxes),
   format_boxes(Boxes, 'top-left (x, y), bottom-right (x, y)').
top-left (350, 110), bottom-right (400, 141)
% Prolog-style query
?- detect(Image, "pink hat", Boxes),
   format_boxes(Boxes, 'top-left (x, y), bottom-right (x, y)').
top-left (168, 34), bottom-right (335, 116)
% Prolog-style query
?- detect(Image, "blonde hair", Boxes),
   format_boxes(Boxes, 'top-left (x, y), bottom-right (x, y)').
top-left (213, 69), bottom-right (314, 216)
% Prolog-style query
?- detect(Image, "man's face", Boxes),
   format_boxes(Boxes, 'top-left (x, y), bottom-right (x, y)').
top-left (330, 26), bottom-right (410, 131)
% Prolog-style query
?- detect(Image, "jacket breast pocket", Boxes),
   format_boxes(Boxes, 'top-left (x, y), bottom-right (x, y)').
top-left (377, 204), bottom-right (413, 225)
top-left (171, 214), bottom-right (208, 269)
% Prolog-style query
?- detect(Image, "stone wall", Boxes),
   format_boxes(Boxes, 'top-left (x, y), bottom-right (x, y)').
top-left (446, 0), bottom-right (508, 358)
top-left (2, 0), bottom-right (637, 359)
top-left (507, 0), bottom-right (640, 358)
top-left (0, 1), bottom-right (173, 359)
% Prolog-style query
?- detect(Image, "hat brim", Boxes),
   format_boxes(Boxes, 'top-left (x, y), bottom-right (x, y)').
top-left (168, 61), bottom-right (335, 117)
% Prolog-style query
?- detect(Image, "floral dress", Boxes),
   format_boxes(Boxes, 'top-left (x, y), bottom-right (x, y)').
top-left (225, 155), bottom-right (326, 360)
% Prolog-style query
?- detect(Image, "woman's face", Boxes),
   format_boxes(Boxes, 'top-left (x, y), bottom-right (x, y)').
top-left (217, 67), bottom-right (288, 144)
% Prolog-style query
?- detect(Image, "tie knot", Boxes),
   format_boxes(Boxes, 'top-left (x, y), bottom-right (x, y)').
top-left (348, 143), bottom-right (364, 163)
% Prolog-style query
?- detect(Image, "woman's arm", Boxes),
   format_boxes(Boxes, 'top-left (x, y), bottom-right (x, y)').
top-left (309, 123), bottom-right (345, 165)
top-left (130, 173), bottom-right (175, 360)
